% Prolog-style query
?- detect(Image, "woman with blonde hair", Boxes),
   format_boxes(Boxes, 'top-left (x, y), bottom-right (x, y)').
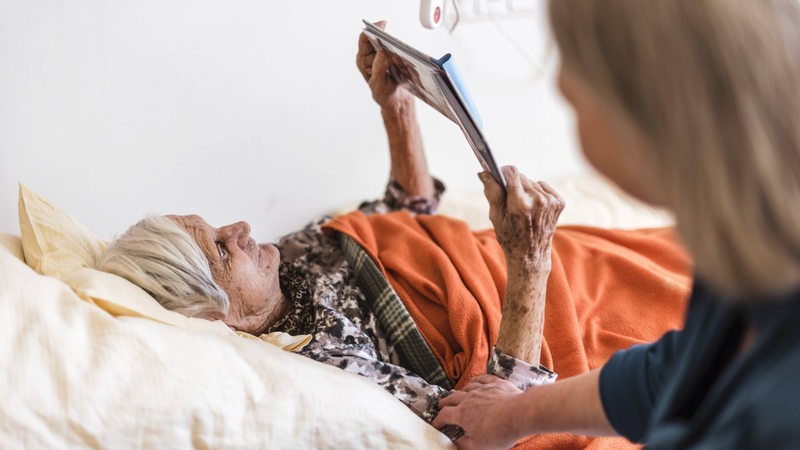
top-left (434, 0), bottom-right (800, 448)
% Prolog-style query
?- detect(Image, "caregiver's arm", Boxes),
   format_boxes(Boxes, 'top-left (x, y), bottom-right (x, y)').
top-left (434, 369), bottom-right (617, 449)
top-left (356, 22), bottom-right (434, 199)
top-left (482, 166), bottom-right (564, 365)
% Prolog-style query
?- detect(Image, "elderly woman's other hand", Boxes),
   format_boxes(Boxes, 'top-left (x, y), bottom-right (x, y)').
top-left (357, 21), bottom-right (414, 110)
top-left (480, 166), bottom-right (565, 271)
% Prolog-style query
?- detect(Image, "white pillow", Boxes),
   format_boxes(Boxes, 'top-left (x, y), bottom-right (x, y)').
top-left (12, 184), bottom-right (453, 448)
top-left (0, 242), bottom-right (451, 448)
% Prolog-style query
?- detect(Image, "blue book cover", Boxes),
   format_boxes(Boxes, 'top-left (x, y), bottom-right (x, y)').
top-left (434, 54), bottom-right (483, 130)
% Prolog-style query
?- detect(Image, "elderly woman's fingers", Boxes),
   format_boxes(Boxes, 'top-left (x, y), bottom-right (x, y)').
top-left (358, 31), bottom-right (374, 57)
top-left (481, 165), bottom-right (564, 249)
top-left (357, 33), bottom-right (375, 80)
top-left (527, 180), bottom-right (564, 206)
top-left (479, 170), bottom-right (503, 206)
top-left (536, 180), bottom-right (560, 197)
top-left (485, 166), bottom-right (567, 267)
top-left (511, 176), bottom-right (565, 216)
top-left (528, 180), bottom-right (565, 217)
top-left (483, 165), bottom-right (526, 228)
top-left (358, 20), bottom-right (389, 82)
top-left (518, 176), bottom-right (554, 203)
top-left (502, 165), bottom-right (524, 199)
top-left (507, 167), bottom-right (542, 208)
top-left (370, 50), bottom-right (393, 88)
top-left (541, 182), bottom-right (566, 217)
top-left (480, 170), bottom-right (508, 232)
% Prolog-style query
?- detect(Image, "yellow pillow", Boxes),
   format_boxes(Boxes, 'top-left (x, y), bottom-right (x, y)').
top-left (16, 184), bottom-right (311, 350)
top-left (18, 183), bottom-right (107, 277)
top-left (0, 233), bottom-right (23, 261)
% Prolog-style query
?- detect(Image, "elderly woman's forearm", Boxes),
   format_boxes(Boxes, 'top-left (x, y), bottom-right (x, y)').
top-left (381, 99), bottom-right (434, 199)
top-left (495, 263), bottom-right (549, 366)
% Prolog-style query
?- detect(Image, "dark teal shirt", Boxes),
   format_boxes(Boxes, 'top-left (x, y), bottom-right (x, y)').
top-left (600, 279), bottom-right (800, 449)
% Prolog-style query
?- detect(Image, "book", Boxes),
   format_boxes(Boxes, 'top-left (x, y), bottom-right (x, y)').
top-left (362, 20), bottom-right (507, 190)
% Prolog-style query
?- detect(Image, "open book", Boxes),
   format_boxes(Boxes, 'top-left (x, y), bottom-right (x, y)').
top-left (362, 20), bottom-right (506, 190)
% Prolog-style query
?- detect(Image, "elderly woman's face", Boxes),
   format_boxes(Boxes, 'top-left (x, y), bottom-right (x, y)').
top-left (170, 215), bottom-right (286, 335)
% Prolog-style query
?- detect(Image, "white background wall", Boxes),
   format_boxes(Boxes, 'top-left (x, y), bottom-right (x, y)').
top-left (0, 0), bottom-right (588, 242)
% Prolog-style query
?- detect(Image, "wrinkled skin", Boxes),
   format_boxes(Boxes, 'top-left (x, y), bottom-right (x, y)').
top-left (478, 165), bottom-right (566, 369)
top-left (481, 167), bottom-right (565, 272)
top-left (356, 20), bottom-right (414, 109)
top-left (170, 214), bottom-right (287, 335)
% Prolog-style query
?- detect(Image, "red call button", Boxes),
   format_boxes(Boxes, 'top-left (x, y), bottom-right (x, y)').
top-left (434, 6), bottom-right (441, 23)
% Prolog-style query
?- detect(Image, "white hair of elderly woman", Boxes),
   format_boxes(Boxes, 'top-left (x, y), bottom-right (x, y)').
top-left (95, 215), bottom-right (229, 320)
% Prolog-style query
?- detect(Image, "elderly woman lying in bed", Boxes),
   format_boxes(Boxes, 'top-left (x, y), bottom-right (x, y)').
top-left (95, 25), bottom-right (692, 439)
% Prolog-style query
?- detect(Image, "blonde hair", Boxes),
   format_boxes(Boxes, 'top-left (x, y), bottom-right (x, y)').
top-left (96, 215), bottom-right (230, 319)
top-left (549, 0), bottom-right (800, 298)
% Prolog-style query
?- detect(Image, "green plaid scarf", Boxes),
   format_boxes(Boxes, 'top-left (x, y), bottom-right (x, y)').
top-left (339, 234), bottom-right (452, 389)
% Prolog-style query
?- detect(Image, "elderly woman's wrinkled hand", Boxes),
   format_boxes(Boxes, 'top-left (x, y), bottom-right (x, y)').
top-left (480, 166), bottom-right (565, 271)
top-left (356, 20), bottom-right (414, 110)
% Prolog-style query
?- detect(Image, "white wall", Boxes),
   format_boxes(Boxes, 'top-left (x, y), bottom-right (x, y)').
top-left (0, 0), bottom-right (587, 242)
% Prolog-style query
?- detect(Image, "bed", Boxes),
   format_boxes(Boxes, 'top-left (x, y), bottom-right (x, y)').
top-left (0, 173), bottom-right (675, 449)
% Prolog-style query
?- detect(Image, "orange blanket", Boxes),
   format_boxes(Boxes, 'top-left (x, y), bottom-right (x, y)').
top-left (323, 211), bottom-right (692, 449)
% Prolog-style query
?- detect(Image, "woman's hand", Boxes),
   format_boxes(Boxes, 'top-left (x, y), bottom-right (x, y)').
top-left (356, 21), bottom-right (414, 111)
top-left (480, 166), bottom-right (565, 271)
top-left (357, 21), bottom-right (432, 199)
top-left (434, 374), bottom-right (525, 450)
top-left (436, 370), bottom-right (617, 449)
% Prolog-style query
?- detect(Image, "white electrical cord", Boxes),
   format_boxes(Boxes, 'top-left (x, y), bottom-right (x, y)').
top-left (487, 9), bottom-right (550, 79)
top-left (446, 0), bottom-right (461, 33)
